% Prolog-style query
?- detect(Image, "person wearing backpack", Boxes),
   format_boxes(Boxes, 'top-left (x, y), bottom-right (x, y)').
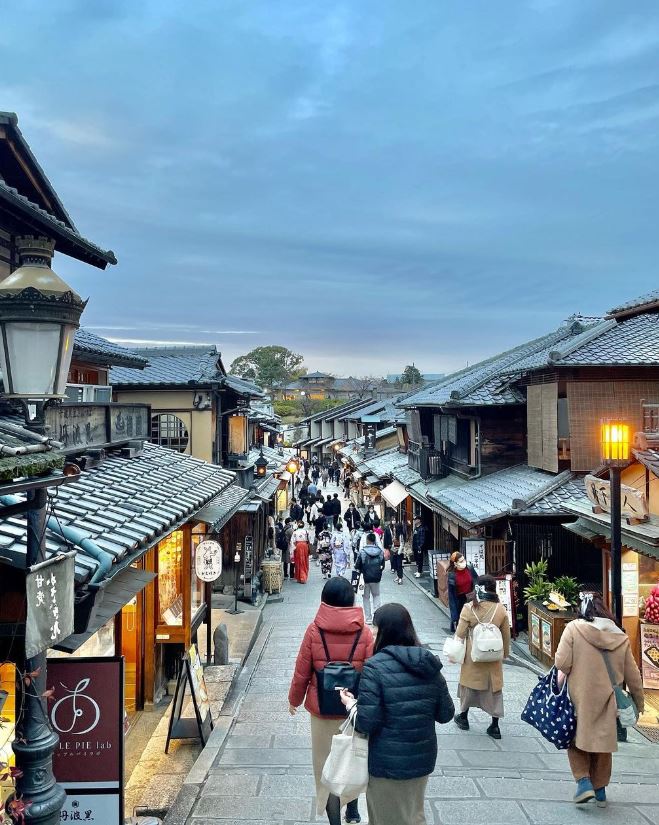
top-left (290, 498), bottom-right (303, 523)
top-left (554, 592), bottom-right (643, 806)
top-left (453, 575), bottom-right (510, 739)
top-left (354, 532), bottom-right (385, 624)
top-left (288, 577), bottom-right (374, 825)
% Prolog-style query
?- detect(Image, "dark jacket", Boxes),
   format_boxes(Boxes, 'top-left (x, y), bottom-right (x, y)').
top-left (330, 498), bottom-right (342, 517)
top-left (447, 564), bottom-right (478, 625)
top-left (322, 499), bottom-right (334, 517)
top-left (290, 503), bottom-right (303, 522)
top-left (383, 523), bottom-right (406, 550)
top-left (354, 545), bottom-right (385, 583)
top-left (355, 646), bottom-right (454, 779)
top-left (412, 525), bottom-right (428, 553)
top-left (344, 507), bottom-right (362, 530)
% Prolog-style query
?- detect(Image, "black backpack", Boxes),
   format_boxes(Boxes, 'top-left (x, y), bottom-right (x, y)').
top-left (314, 628), bottom-right (363, 716)
top-left (360, 549), bottom-right (384, 582)
top-left (275, 526), bottom-right (288, 552)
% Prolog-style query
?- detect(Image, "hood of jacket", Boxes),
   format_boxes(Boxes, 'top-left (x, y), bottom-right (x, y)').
top-left (573, 617), bottom-right (627, 651)
top-left (362, 544), bottom-right (382, 558)
top-left (381, 645), bottom-right (442, 679)
top-left (314, 602), bottom-right (365, 633)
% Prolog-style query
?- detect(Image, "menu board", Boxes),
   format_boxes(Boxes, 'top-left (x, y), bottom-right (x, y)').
top-left (640, 622), bottom-right (659, 690)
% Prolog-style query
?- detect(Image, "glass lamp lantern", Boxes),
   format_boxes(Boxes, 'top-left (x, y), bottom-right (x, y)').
top-left (600, 420), bottom-right (630, 467)
top-left (0, 236), bottom-right (86, 398)
top-left (255, 448), bottom-right (268, 478)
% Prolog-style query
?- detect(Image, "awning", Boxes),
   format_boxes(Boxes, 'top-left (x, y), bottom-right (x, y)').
top-left (381, 479), bottom-right (409, 508)
top-left (194, 485), bottom-right (250, 530)
top-left (365, 474), bottom-right (379, 485)
top-left (55, 566), bottom-right (156, 653)
top-left (563, 518), bottom-right (603, 542)
top-left (563, 516), bottom-right (659, 560)
top-left (352, 470), bottom-right (363, 480)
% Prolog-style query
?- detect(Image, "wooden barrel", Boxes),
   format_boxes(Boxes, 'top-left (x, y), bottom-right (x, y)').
top-left (261, 560), bottom-right (283, 594)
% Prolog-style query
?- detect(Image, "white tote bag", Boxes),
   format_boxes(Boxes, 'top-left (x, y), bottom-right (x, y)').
top-left (319, 709), bottom-right (368, 813)
top-left (442, 634), bottom-right (466, 664)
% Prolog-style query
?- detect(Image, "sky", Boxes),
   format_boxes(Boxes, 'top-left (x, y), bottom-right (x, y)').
top-left (2, 0), bottom-right (659, 376)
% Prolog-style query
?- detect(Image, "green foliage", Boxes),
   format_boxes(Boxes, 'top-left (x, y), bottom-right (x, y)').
top-left (401, 364), bottom-right (423, 386)
top-left (524, 559), bottom-right (548, 584)
top-left (553, 576), bottom-right (581, 606)
top-left (230, 345), bottom-right (304, 391)
top-left (523, 579), bottom-right (553, 603)
top-left (273, 401), bottom-right (298, 418)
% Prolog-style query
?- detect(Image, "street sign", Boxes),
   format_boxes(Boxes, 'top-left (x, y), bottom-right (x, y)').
top-left (26, 553), bottom-right (75, 658)
top-left (463, 538), bottom-right (486, 576)
top-left (243, 535), bottom-right (254, 598)
top-left (165, 645), bottom-right (213, 752)
top-left (47, 656), bottom-right (124, 824)
top-left (585, 474), bottom-right (648, 521)
top-left (195, 539), bottom-right (222, 582)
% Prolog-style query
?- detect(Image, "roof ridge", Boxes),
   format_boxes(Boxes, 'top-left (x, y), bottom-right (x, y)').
top-left (547, 319), bottom-right (618, 364)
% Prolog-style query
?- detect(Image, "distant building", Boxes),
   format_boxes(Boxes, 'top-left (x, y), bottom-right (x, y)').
top-left (385, 373), bottom-right (445, 383)
top-left (275, 371), bottom-right (369, 401)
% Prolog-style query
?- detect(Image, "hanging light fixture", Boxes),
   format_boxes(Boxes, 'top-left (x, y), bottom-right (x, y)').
top-left (0, 236), bottom-right (86, 398)
top-left (255, 448), bottom-right (268, 478)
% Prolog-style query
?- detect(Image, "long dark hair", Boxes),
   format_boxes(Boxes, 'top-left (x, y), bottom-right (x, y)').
top-left (321, 576), bottom-right (355, 608)
top-left (475, 574), bottom-right (499, 603)
top-left (373, 603), bottom-right (421, 653)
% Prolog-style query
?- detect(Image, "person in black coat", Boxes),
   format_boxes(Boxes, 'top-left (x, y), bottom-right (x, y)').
top-left (411, 516), bottom-right (428, 578)
top-left (341, 603), bottom-right (454, 825)
top-left (344, 502), bottom-right (362, 531)
top-left (289, 499), bottom-right (304, 522)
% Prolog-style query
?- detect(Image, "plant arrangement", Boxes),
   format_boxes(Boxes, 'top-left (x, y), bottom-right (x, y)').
top-left (523, 561), bottom-right (580, 611)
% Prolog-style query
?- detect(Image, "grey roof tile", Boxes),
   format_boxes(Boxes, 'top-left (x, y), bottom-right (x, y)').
top-left (110, 345), bottom-right (222, 386)
top-left (74, 328), bottom-right (147, 369)
top-left (608, 290), bottom-right (659, 316)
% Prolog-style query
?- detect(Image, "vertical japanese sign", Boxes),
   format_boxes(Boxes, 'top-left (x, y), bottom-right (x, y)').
top-left (47, 657), bottom-right (124, 824)
top-left (463, 539), bottom-right (486, 576)
top-left (640, 623), bottom-right (659, 690)
top-left (26, 553), bottom-right (75, 658)
top-left (363, 422), bottom-right (377, 453)
top-left (495, 575), bottom-right (515, 636)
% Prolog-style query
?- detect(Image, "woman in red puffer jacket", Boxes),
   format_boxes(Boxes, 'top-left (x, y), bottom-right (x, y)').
top-left (289, 577), bottom-right (374, 825)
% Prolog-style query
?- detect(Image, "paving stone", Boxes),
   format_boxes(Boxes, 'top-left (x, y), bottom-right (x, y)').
top-left (426, 776), bottom-right (481, 798)
top-left (273, 734), bottom-right (313, 749)
top-left (163, 784), bottom-right (201, 825)
top-left (434, 733), bottom-right (500, 750)
top-left (224, 735), bottom-right (272, 749)
top-left (192, 795), bottom-right (311, 820)
top-left (433, 799), bottom-right (528, 824)
top-left (200, 774), bottom-right (260, 796)
top-left (522, 800), bottom-right (649, 824)
top-left (635, 806), bottom-right (659, 823)
top-left (460, 749), bottom-right (545, 769)
top-left (479, 778), bottom-right (585, 801)
top-left (258, 774), bottom-right (316, 797)
top-left (216, 748), bottom-right (311, 767)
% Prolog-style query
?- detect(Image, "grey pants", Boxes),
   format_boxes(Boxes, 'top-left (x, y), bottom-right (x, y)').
top-left (362, 582), bottom-right (381, 622)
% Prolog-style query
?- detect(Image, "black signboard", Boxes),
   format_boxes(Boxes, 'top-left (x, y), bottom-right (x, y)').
top-left (364, 422), bottom-right (377, 453)
top-left (243, 535), bottom-right (254, 598)
top-left (26, 553), bottom-right (75, 658)
top-left (165, 645), bottom-right (213, 753)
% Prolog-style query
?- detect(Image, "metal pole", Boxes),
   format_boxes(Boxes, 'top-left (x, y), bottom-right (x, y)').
top-left (610, 466), bottom-right (623, 626)
top-left (227, 544), bottom-right (243, 616)
top-left (205, 580), bottom-right (212, 665)
top-left (10, 487), bottom-right (66, 824)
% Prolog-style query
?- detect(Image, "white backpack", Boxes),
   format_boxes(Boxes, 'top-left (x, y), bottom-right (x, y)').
top-left (470, 604), bottom-right (504, 663)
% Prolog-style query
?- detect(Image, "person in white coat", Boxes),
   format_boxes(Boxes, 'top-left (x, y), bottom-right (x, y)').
top-left (330, 519), bottom-right (352, 578)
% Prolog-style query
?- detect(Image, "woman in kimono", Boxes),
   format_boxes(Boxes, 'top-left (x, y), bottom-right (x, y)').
top-left (290, 520), bottom-right (311, 584)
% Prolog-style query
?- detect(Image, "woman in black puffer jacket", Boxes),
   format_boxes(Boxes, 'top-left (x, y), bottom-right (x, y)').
top-left (340, 603), bottom-right (454, 825)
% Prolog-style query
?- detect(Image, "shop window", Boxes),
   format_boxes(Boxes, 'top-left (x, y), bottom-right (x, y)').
top-left (158, 531), bottom-right (184, 625)
top-left (0, 664), bottom-right (16, 808)
top-left (150, 413), bottom-right (189, 453)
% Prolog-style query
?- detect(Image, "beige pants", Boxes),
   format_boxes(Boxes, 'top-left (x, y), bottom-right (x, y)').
top-left (367, 774), bottom-right (429, 825)
top-left (310, 713), bottom-right (344, 814)
top-left (567, 745), bottom-right (612, 789)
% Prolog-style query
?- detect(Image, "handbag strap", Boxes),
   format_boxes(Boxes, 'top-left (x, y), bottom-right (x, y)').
top-left (347, 629), bottom-right (363, 663)
top-left (600, 649), bottom-right (619, 688)
top-left (318, 628), bottom-right (332, 662)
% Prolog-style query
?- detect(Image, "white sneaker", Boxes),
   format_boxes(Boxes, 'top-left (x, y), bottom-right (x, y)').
top-left (414, 572), bottom-right (421, 578)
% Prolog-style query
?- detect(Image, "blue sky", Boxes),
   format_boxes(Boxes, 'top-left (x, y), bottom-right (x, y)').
top-left (2, 1), bottom-right (658, 375)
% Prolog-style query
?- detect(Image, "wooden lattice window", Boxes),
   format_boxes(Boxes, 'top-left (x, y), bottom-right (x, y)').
top-left (150, 413), bottom-right (189, 453)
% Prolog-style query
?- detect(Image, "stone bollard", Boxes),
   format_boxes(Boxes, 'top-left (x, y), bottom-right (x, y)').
top-left (213, 622), bottom-right (229, 665)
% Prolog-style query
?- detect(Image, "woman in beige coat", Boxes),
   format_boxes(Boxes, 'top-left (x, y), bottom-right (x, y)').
top-left (453, 575), bottom-right (511, 739)
top-left (555, 592), bottom-right (643, 807)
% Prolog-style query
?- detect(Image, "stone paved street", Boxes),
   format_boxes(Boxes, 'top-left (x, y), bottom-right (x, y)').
top-left (183, 490), bottom-right (659, 824)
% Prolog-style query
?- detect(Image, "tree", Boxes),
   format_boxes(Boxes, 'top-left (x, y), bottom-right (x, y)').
top-left (401, 364), bottom-right (423, 386)
top-left (352, 376), bottom-right (380, 399)
top-left (230, 345), bottom-right (304, 391)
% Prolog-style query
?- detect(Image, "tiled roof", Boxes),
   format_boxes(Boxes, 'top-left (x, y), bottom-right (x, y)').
top-left (110, 345), bottom-right (221, 386)
top-left (521, 476), bottom-right (588, 515)
top-left (195, 484), bottom-right (250, 530)
top-left (400, 327), bottom-right (576, 408)
top-left (608, 290), bottom-right (659, 317)
top-left (362, 448), bottom-right (408, 480)
top-left (0, 442), bottom-right (234, 584)
top-left (224, 374), bottom-right (264, 397)
top-left (428, 465), bottom-right (569, 527)
top-left (74, 328), bottom-right (147, 369)
top-left (552, 314), bottom-right (659, 366)
top-left (0, 417), bottom-right (64, 482)
top-left (633, 445), bottom-right (659, 478)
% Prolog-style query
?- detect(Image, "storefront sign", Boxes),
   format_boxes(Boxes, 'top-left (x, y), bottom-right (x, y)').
top-left (463, 539), bottom-right (485, 576)
top-left (165, 645), bottom-right (213, 752)
top-left (530, 612), bottom-right (540, 649)
top-left (110, 405), bottom-right (148, 441)
top-left (622, 560), bottom-right (639, 618)
top-left (44, 403), bottom-right (148, 452)
top-left (195, 540), bottom-right (222, 582)
top-left (47, 657), bottom-right (124, 824)
top-left (495, 575), bottom-right (515, 635)
top-left (585, 475), bottom-right (649, 520)
top-left (541, 619), bottom-right (552, 656)
top-left (26, 553), bottom-right (75, 658)
top-left (640, 622), bottom-right (659, 690)
top-left (364, 422), bottom-right (377, 453)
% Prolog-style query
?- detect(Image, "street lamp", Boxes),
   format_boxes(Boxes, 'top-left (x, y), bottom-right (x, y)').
top-left (227, 545), bottom-right (243, 615)
top-left (600, 420), bottom-right (630, 626)
top-left (255, 448), bottom-right (268, 479)
top-left (0, 237), bottom-right (86, 420)
top-left (286, 459), bottom-right (298, 506)
top-left (0, 236), bottom-right (84, 823)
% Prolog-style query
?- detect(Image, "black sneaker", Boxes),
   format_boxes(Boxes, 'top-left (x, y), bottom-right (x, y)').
top-left (486, 721), bottom-right (501, 739)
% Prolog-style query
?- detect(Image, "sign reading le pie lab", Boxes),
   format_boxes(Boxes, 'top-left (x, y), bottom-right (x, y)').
top-left (47, 657), bottom-right (124, 824)
top-left (585, 475), bottom-right (649, 521)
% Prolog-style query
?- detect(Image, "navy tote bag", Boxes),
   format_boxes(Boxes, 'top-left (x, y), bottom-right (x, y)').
top-left (521, 666), bottom-right (576, 749)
